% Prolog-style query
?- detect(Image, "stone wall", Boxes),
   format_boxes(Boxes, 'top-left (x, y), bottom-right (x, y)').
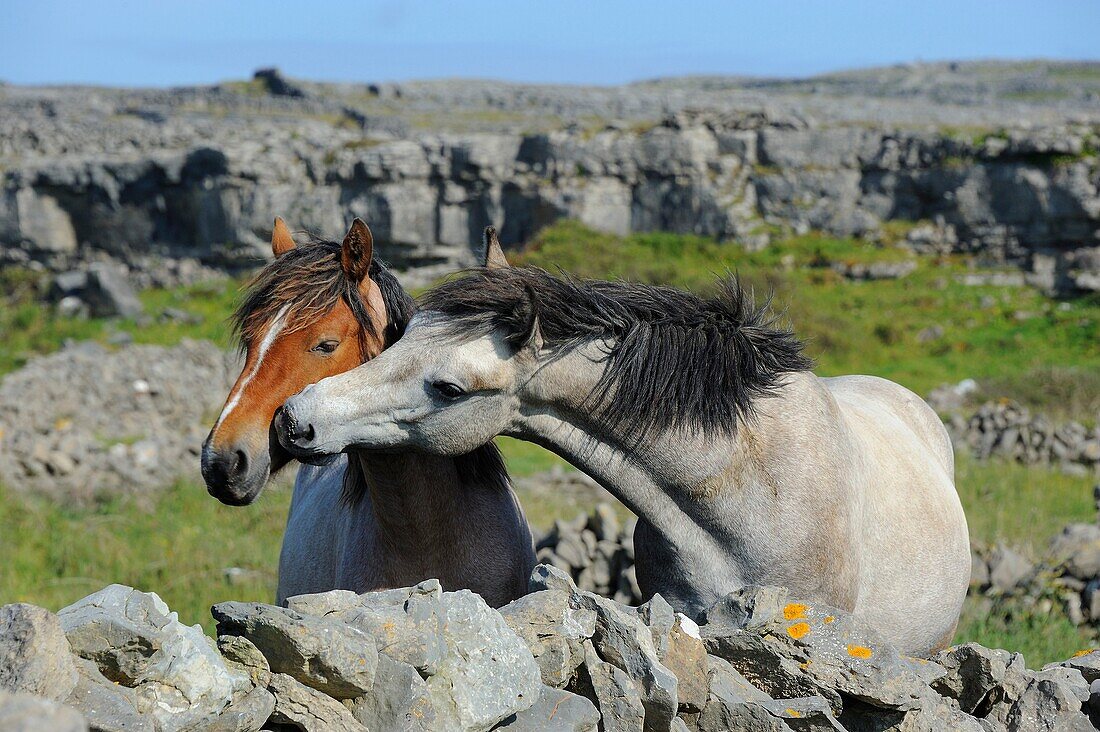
top-left (4, 566), bottom-right (1100, 731)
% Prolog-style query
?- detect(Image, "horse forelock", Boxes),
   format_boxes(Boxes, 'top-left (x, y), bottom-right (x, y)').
top-left (419, 267), bottom-right (814, 445)
top-left (233, 240), bottom-right (413, 361)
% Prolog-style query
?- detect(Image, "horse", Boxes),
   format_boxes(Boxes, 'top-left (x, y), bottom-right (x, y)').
top-left (274, 232), bottom-right (971, 656)
top-left (200, 218), bottom-right (535, 607)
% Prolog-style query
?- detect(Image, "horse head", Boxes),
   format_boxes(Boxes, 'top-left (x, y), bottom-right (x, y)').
top-left (201, 217), bottom-right (407, 505)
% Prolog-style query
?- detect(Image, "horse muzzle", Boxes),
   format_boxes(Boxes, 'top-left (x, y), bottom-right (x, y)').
top-left (200, 435), bottom-right (268, 506)
top-left (275, 401), bottom-right (334, 464)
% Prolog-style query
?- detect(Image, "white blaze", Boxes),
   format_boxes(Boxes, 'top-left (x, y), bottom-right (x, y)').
top-left (213, 304), bottom-right (291, 432)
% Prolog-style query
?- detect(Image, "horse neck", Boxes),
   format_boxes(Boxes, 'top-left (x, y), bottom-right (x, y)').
top-left (345, 448), bottom-right (477, 562)
top-left (511, 341), bottom-right (750, 535)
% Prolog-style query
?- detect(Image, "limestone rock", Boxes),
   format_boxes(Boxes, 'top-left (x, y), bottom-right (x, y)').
top-left (0, 690), bottom-right (87, 732)
top-left (500, 589), bottom-right (597, 688)
top-left (932, 643), bottom-right (1016, 714)
top-left (342, 654), bottom-right (438, 731)
top-left (59, 585), bottom-right (249, 732)
top-left (576, 640), bottom-right (645, 732)
top-left (1045, 649), bottom-right (1100, 684)
top-left (268, 672), bottom-right (366, 731)
top-left (305, 581), bottom-right (543, 732)
top-left (701, 586), bottom-right (931, 713)
top-left (63, 657), bottom-right (154, 732)
top-left (212, 601), bottom-right (377, 699)
top-left (204, 686), bottom-right (276, 732)
top-left (531, 564), bottom-right (678, 730)
top-left (1004, 674), bottom-right (1092, 732)
top-left (492, 685), bottom-right (600, 731)
top-left (0, 603), bottom-right (79, 701)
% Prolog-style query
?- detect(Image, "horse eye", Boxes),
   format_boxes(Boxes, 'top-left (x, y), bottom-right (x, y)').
top-left (312, 340), bottom-right (339, 354)
top-left (431, 381), bottom-right (465, 400)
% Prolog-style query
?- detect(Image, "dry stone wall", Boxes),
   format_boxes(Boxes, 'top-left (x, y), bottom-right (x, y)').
top-left (4, 566), bottom-right (1100, 731)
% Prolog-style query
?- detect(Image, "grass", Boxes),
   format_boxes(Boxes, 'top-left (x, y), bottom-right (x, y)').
top-left (956, 596), bottom-right (1093, 666)
top-left (0, 479), bottom-right (291, 636)
top-left (0, 270), bottom-right (240, 375)
top-left (955, 453), bottom-right (1096, 556)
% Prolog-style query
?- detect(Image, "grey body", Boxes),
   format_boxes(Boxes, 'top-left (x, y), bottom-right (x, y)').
top-left (277, 313), bottom-right (970, 656)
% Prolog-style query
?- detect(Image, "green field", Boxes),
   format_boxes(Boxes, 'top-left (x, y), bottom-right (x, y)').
top-left (1, 221), bottom-right (1098, 662)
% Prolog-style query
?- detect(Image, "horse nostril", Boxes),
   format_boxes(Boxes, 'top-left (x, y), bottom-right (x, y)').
top-left (234, 449), bottom-right (249, 477)
top-left (278, 407), bottom-right (317, 448)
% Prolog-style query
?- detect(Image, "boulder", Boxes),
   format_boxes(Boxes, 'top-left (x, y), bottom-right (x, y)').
top-left (1004, 674), bottom-right (1092, 732)
top-left (500, 589), bottom-right (597, 688)
top-left (701, 586), bottom-right (933, 713)
top-left (531, 564), bottom-right (678, 730)
top-left (575, 640), bottom-right (645, 732)
top-left (695, 655), bottom-right (844, 732)
top-left (293, 580), bottom-right (543, 731)
top-left (1050, 524), bottom-right (1100, 580)
top-left (1046, 650), bottom-right (1100, 684)
top-left (59, 585), bottom-right (250, 732)
top-left (492, 685), bottom-right (600, 731)
top-left (986, 545), bottom-right (1033, 592)
top-left (204, 686), bottom-right (276, 732)
top-left (0, 603), bottom-right (79, 701)
top-left (342, 653), bottom-right (438, 731)
top-left (656, 615), bottom-right (709, 713)
top-left (217, 634), bottom-right (272, 687)
top-left (932, 642), bottom-right (1016, 714)
top-left (267, 672), bottom-right (365, 731)
top-left (212, 601), bottom-right (377, 699)
top-left (0, 690), bottom-right (87, 732)
top-left (51, 264), bottom-right (143, 318)
top-left (63, 657), bottom-right (154, 732)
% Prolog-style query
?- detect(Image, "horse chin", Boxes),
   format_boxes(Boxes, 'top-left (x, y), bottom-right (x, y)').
top-left (296, 452), bottom-right (341, 468)
top-left (206, 476), bottom-right (266, 507)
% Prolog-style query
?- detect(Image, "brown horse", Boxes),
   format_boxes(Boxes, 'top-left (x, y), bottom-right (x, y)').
top-left (201, 218), bottom-right (535, 607)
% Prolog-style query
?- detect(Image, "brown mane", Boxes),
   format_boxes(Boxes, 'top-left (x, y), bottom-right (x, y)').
top-left (233, 238), bottom-right (413, 359)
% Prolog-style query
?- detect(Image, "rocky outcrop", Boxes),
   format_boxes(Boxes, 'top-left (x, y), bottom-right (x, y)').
top-left (1, 71), bottom-right (1098, 293)
top-left (3, 568), bottom-right (1098, 731)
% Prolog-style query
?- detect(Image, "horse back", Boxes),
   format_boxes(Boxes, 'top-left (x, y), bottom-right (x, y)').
top-left (820, 374), bottom-right (954, 478)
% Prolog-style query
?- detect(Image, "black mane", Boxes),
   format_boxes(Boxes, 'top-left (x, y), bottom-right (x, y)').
top-left (233, 239), bottom-right (507, 502)
top-left (421, 267), bottom-right (812, 442)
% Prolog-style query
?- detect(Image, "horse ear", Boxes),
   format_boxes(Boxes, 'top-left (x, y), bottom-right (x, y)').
top-left (341, 218), bottom-right (374, 283)
top-left (509, 280), bottom-right (544, 352)
top-left (271, 217), bottom-right (296, 257)
top-left (483, 226), bottom-right (509, 269)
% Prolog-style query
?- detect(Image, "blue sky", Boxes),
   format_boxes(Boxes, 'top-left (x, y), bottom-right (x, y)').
top-left (2, 1), bottom-right (1098, 87)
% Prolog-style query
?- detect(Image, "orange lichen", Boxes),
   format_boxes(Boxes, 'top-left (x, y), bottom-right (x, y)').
top-left (847, 644), bottom-right (873, 659)
top-left (1073, 649), bottom-right (1096, 658)
top-left (786, 622), bottom-right (811, 640)
top-left (785, 708), bottom-right (803, 717)
top-left (783, 603), bottom-right (809, 620)
top-left (823, 615), bottom-right (836, 624)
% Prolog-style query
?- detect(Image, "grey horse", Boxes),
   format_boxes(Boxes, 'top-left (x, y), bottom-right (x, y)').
top-left (276, 231), bottom-right (970, 655)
